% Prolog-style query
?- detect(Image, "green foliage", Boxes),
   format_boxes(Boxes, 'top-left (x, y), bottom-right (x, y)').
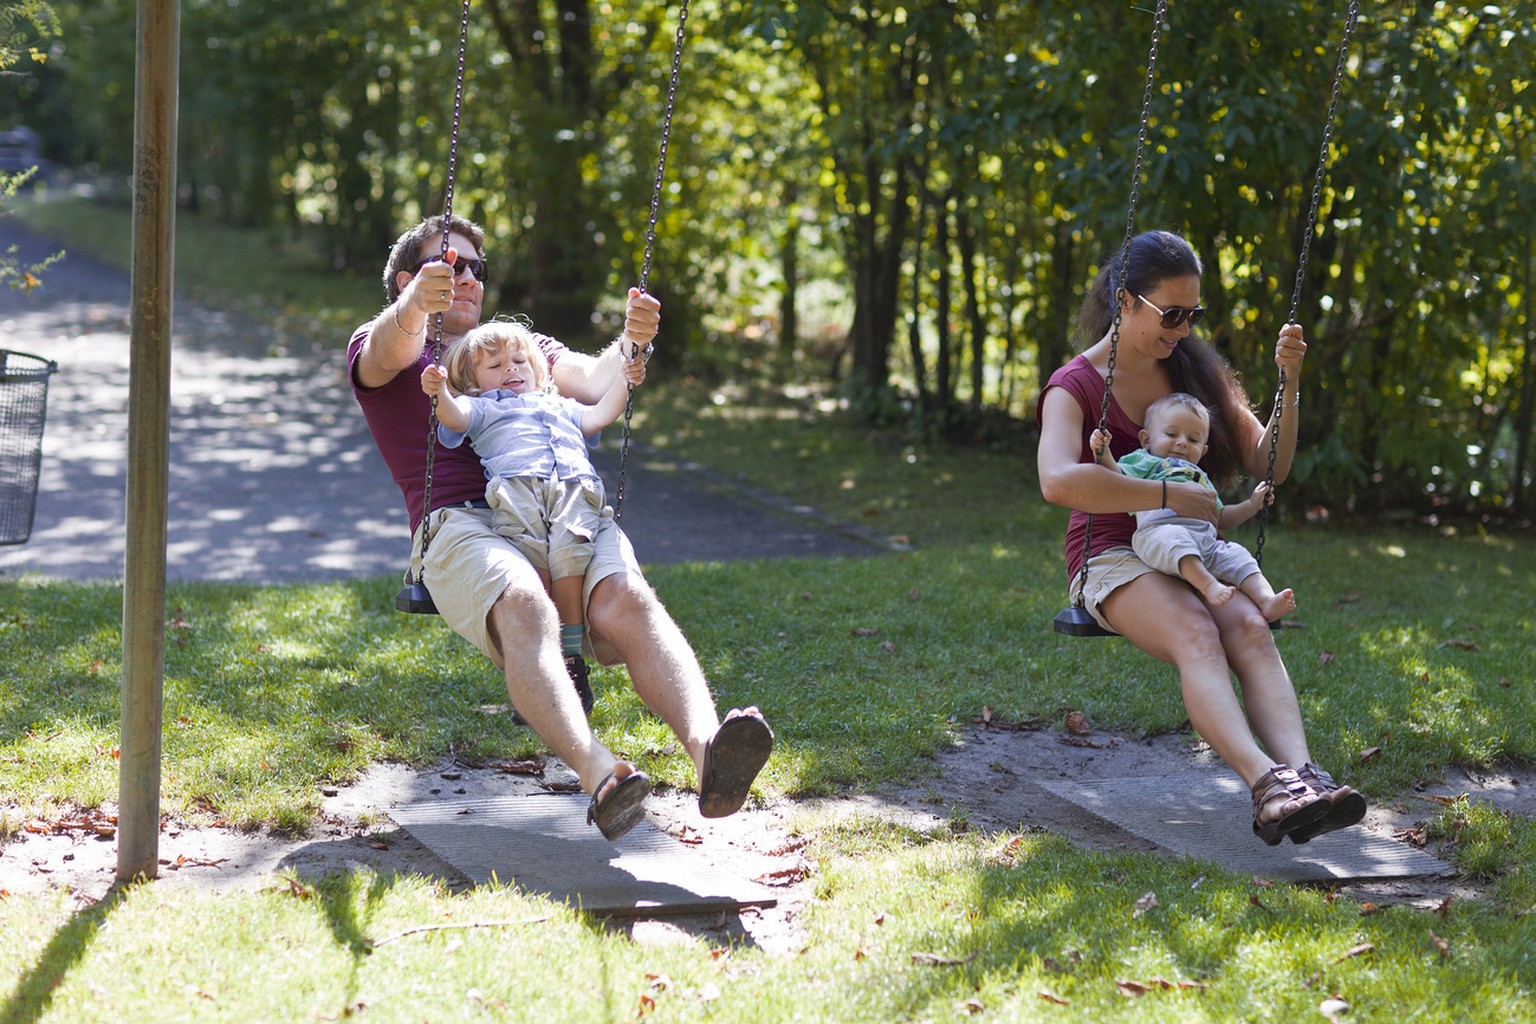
top-left (13, 1), bottom-right (1536, 511)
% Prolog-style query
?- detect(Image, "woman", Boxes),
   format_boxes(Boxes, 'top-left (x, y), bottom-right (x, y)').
top-left (1035, 229), bottom-right (1365, 846)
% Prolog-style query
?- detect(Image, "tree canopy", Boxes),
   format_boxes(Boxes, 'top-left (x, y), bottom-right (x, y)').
top-left (5, 0), bottom-right (1533, 517)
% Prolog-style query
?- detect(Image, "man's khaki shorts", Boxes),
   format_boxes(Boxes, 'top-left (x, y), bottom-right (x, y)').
top-left (408, 502), bottom-right (637, 667)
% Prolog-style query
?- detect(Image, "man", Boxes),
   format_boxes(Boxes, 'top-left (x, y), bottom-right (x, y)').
top-left (348, 214), bottom-right (772, 841)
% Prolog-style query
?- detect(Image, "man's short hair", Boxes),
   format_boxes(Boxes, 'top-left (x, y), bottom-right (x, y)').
top-left (383, 214), bottom-right (486, 304)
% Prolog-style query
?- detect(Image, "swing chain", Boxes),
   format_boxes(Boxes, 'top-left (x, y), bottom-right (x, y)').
top-left (1071, 0), bottom-right (1167, 610)
top-left (615, 0), bottom-right (692, 525)
top-left (413, 0), bottom-right (474, 582)
top-left (1257, 0), bottom-right (1358, 569)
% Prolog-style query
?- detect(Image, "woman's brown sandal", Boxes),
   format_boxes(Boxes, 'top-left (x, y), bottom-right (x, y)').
top-left (1251, 764), bottom-right (1330, 846)
top-left (1286, 763), bottom-right (1368, 844)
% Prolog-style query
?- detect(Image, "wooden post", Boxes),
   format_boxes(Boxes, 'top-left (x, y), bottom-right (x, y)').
top-left (118, 0), bottom-right (180, 883)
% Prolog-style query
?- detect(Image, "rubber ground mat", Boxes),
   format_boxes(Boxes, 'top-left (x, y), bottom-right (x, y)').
top-left (1036, 771), bottom-right (1451, 883)
top-left (389, 793), bottom-right (780, 918)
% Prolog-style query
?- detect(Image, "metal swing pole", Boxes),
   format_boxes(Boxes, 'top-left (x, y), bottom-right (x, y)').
top-left (118, 0), bottom-right (180, 883)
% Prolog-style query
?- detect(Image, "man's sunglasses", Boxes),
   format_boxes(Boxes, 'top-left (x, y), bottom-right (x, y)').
top-left (410, 255), bottom-right (489, 283)
top-left (1137, 293), bottom-right (1206, 329)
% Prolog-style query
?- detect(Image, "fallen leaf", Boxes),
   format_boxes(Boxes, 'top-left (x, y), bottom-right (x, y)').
top-left (1320, 996), bottom-right (1350, 1017)
top-left (370, 840), bottom-right (390, 851)
top-left (1251, 876), bottom-right (1275, 888)
top-left (1359, 902), bottom-right (1382, 915)
top-left (754, 866), bottom-right (809, 886)
top-left (955, 997), bottom-right (985, 1014)
top-left (980, 706), bottom-right (993, 724)
top-left (1064, 710), bottom-right (1091, 735)
top-left (1318, 650), bottom-right (1335, 667)
top-left (766, 836), bottom-right (811, 857)
top-left (1116, 979), bottom-right (1153, 997)
top-left (908, 588), bottom-right (920, 601)
top-left (1442, 639), bottom-right (1482, 651)
top-left (911, 952), bottom-right (974, 967)
top-left (1132, 891), bottom-right (1159, 918)
top-left (854, 944), bottom-right (873, 960)
top-left (1358, 746), bottom-right (1382, 763)
top-left (852, 627), bottom-right (879, 636)
top-left (1429, 930), bottom-right (1451, 959)
top-left (1498, 678), bottom-right (1512, 688)
top-left (881, 640), bottom-right (897, 653)
top-left (1037, 990), bottom-right (1070, 1006)
top-left (1334, 942), bottom-right (1375, 964)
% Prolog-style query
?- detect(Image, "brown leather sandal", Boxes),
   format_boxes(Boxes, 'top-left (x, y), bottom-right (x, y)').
top-left (1251, 764), bottom-right (1330, 846)
top-left (1287, 763), bottom-right (1368, 844)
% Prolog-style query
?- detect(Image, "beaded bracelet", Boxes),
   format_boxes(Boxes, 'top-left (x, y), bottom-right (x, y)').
top-left (393, 304), bottom-right (424, 336)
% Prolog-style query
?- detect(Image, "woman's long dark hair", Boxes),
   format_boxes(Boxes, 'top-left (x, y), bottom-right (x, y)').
top-left (1076, 230), bottom-right (1252, 485)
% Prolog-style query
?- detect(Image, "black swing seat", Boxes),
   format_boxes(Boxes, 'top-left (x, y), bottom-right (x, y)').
top-left (395, 581), bottom-right (438, 615)
top-left (1053, 605), bottom-right (1118, 638)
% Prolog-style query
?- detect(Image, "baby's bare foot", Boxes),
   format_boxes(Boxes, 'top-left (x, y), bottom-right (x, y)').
top-left (1202, 581), bottom-right (1236, 606)
top-left (1259, 589), bottom-right (1296, 621)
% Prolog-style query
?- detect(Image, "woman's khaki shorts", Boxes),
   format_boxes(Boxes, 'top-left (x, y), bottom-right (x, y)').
top-left (407, 502), bottom-right (638, 666)
top-left (1068, 546), bottom-right (1159, 633)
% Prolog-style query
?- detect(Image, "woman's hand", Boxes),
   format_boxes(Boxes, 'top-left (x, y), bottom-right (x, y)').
top-left (1275, 322), bottom-right (1306, 379)
top-left (1166, 478), bottom-right (1220, 524)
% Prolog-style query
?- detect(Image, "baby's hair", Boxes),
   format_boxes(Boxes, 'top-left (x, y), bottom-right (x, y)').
top-left (1144, 392), bottom-right (1212, 431)
top-left (443, 318), bottom-right (549, 397)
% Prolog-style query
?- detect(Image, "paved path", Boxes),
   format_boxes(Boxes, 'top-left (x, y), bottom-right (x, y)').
top-left (0, 219), bottom-right (883, 584)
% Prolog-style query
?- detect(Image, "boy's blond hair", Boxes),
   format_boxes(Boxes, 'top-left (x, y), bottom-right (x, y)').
top-left (443, 319), bottom-right (550, 397)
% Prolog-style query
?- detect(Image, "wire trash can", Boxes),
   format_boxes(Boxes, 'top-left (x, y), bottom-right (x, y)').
top-left (0, 349), bottom-right (58, 545)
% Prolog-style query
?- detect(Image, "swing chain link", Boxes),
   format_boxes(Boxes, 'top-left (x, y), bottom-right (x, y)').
top-left (615, 0), bottom-right (692, 526)
top-left (1072, 0), bottom-right (1167, 610)
top-left (413, 0), bottom-right (474, 582)
top-left (1257, 0), bottom-right (1359, 569)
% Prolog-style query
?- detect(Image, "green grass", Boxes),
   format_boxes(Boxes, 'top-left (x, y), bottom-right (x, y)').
top-left (3, 827), bottom-right (1533, 1022)
top-left (4, 196), bottom-right (1536, 1021)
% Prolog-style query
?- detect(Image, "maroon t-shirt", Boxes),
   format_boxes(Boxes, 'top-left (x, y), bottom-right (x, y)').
top-left (1036, 354), bottom-right (1141, 580)
top-left (348, 324), bottom-right (568, 534)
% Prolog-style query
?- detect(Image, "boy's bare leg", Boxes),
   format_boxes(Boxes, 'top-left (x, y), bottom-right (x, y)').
top-left (1179, 554), bottom-right (1235, 607)
top-left (1238, 572), bottom-right (1296, 622)
top-left (551, 576), bottom-right (585, 628)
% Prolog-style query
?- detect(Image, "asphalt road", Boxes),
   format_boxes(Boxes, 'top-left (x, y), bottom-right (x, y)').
top-left (0, 218), bottom-right (884, 584)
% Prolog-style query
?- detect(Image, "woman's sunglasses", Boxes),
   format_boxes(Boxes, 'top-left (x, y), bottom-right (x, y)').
top-left (410, 255), bottom-right (489, 283)
top-left (1137, 294), bottom-right (1206, 329)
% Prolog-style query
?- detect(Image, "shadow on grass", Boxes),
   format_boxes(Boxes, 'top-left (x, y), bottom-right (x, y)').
top-left (0, 884), bottom-right (129, 1024)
